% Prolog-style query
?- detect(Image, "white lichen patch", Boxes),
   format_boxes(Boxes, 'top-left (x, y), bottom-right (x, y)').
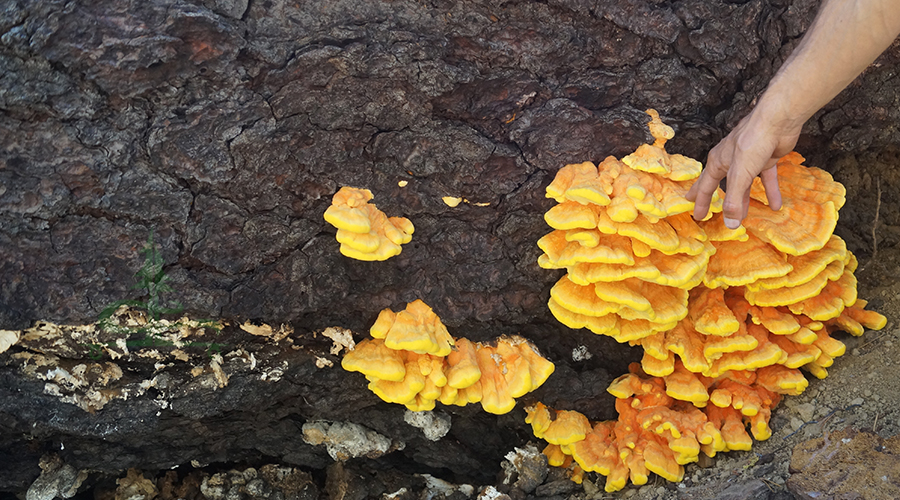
top-left (0, 330), bottom-right (20, 353)
top-left (225, 349), bottom-right (257, 370)
top-left (12, 352), bottom-right (130, 412)
top-left (137, 349), bottom-right (165, 360)
top-left (403, 410), bottom-right (451, 441)
top-left (153, 362), bottom-right (173, 372)
top-left (320, 327), bottom-right (355, 355)
top-left (12, 352), bottom-right (58, 375)
top-left (301, 421), bottom-right (402, 461)
top-left (198, 465), bottom-right (317, 500)
top-left (170, 349), bottom-right (189, 362)
top-left (503, 444), bottom-right (545, 474)
top-left (4, 309), bottom-right (323, 413)
top-left (477, 485), bottom-right (505, 500)
top-left (6, 315), bottom-right (233, 411)
top-left (109, 338), bottom-right (129, 359)
top-left (20, 322), bottom-right (91, 359)
top-left (383, 488), bottom-right (408, 499)
top-left (209, 354), bottom-right (229, 388)
top-left (419, 474), bottom-right (475, 500)
top-left (572, 345), bottom-right (592, 362)
top-left (99, 308), bottom-right (222, 346)
top-left (10, 309), bottom-right (223, 362)
top-left (260, 361), bottom-right (287, 382)
top-left (239, 322), bottom-right (293, 342)
top-left (26, 455), bottom-right (87, 500)
top-left (115, 468), bottom-right (158, 500)
top-left (315, 356), bottom-right (333, 368)
top-left (500, 444), bottom-right (548, 493)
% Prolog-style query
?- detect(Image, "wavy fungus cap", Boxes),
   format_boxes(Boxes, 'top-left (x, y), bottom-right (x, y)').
top-left (343, 300), bottom-right (554, 414)
top-left (324, 186), bottom-right (414, 261)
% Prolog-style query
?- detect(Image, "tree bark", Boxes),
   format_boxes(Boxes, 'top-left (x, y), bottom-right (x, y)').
top-left (2, 0), bottom-right (899, 494)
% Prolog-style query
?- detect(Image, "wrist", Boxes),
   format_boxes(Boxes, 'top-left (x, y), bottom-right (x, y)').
top-left (748, 81), bottom-right (809, 136)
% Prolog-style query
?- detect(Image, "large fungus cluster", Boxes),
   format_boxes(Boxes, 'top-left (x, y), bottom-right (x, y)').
top-left (539, 110), bottom-right (726, 345)
top-left (629, 151), bottom-right (886, 384)
top-left (526, 362), bottom-right (788, 492)
top-left (323, 186), bottom-right (414, 261)
top-left (534, 110), bottom-right (887, 491)
top-left (341, 300), bottom-right (555, 414)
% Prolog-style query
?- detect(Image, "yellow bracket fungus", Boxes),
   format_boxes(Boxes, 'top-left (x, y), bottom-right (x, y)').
top-left (342, 300), bottom-right (554, 414)
top-left (323, 186), bottom-right (414, 261)
top-left (527, 362), bottom-right (793, 492)
top-left (535, 109), bottom-right (887, 491)
top-left (370, 299), bottom-right (455, 357)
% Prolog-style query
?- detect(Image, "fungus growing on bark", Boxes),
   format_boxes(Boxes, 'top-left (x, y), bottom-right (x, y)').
top-left (746, 235), bottom-right (847, 292)
top-left (369, 299), bottom-right (455, 357)
top-left (342, 302), bottom-right (554, 414)
top-left (750, 152), bottom-right (846, 210)
top-left (535, 110), bottom-right (887, 489)
top-left (323, 186), bottom-right (414, 261)
top-left (539, 110), bottom-right (730, 350)
top-left (339, 338), bottom-right (406, 382)
top-left (541, 111), bottom-right (885, 377)
top-left (704, 232), bottom-right (793, 288)
top-left (527, 363), bottom-right (793, 492)
top-left (743, 198), bottom-right (838, 256)
top-left (526, 403), bottom-right (592, 445)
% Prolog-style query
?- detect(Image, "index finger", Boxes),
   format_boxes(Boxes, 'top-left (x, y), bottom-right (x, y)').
top-left (722, 153), bottom-right (759, 229)
top-left (687, 168), bottom-right (723, 221)
top-left (688, 146), bottom-right (730, 221)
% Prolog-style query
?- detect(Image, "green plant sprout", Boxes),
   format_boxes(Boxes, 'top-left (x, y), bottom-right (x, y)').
top-left (98, 230), bottom-right (183, 328)
top-left (85, 230), bottom-right (225, 360)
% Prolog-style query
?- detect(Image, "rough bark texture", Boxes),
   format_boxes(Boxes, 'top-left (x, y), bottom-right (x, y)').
top-left (4, 0), bottom-right (900, 333)
top-left (2, 0), bottom-right (900, 496)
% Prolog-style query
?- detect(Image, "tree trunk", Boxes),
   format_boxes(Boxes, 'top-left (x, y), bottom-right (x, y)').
top-left (2, 0), bottom-right (899, 495)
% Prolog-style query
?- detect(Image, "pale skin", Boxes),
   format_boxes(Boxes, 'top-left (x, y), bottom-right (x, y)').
top-left (687, 0), bottom-right (900, 229)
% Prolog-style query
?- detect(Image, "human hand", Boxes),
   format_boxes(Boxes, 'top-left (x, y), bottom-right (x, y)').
top-left (686, 107), bottom-right (802, 229)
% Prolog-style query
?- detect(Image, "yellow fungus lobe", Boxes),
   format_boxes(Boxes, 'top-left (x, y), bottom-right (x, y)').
top-left (324, 186), bottom-right (414, 261)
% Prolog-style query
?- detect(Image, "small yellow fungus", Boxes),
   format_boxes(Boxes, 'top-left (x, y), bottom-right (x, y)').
top-left (442, 196), bottom-right (463, 207)
top-left (324, 186), bottom-right (414, 261)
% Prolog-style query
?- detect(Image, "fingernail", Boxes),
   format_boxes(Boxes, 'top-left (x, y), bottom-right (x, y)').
top-left (724, 217), bottom-right (741, 229)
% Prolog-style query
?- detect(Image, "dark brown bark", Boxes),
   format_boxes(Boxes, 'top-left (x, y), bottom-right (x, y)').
top-left (2, 0), bottom-right (899, 495)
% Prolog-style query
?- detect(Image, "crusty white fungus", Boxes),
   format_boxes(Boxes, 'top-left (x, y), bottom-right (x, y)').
top-left (403, 410), bottom-right (451, 441)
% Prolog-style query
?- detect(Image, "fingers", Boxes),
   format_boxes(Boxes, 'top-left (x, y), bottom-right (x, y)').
top-left (742, 185), bottom-right (750, 220)
top-left (689, 107), bottom-right (797, 228)
top-left (687, 169), bottom-right (723, 221)
top-left (688, 145), bottom-right (730, 221)
top-left (722, 166), bottom-right (754, 229)
top-left (759, 165), bottom-right (782, 210)
top-left (722, 130), bottom-right (779, 228)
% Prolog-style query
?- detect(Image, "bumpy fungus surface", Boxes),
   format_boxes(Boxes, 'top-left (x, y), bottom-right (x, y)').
top-left (324, 186), bottom-right (414, 261)
top-left (342, 300), bottom-right (555, 414)
top-left (527, 363), bottom-right (792, 492)
top-left (541, 111), bottom-right (723, 347)
top-left (536, 110), bottom-right (887, 490)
